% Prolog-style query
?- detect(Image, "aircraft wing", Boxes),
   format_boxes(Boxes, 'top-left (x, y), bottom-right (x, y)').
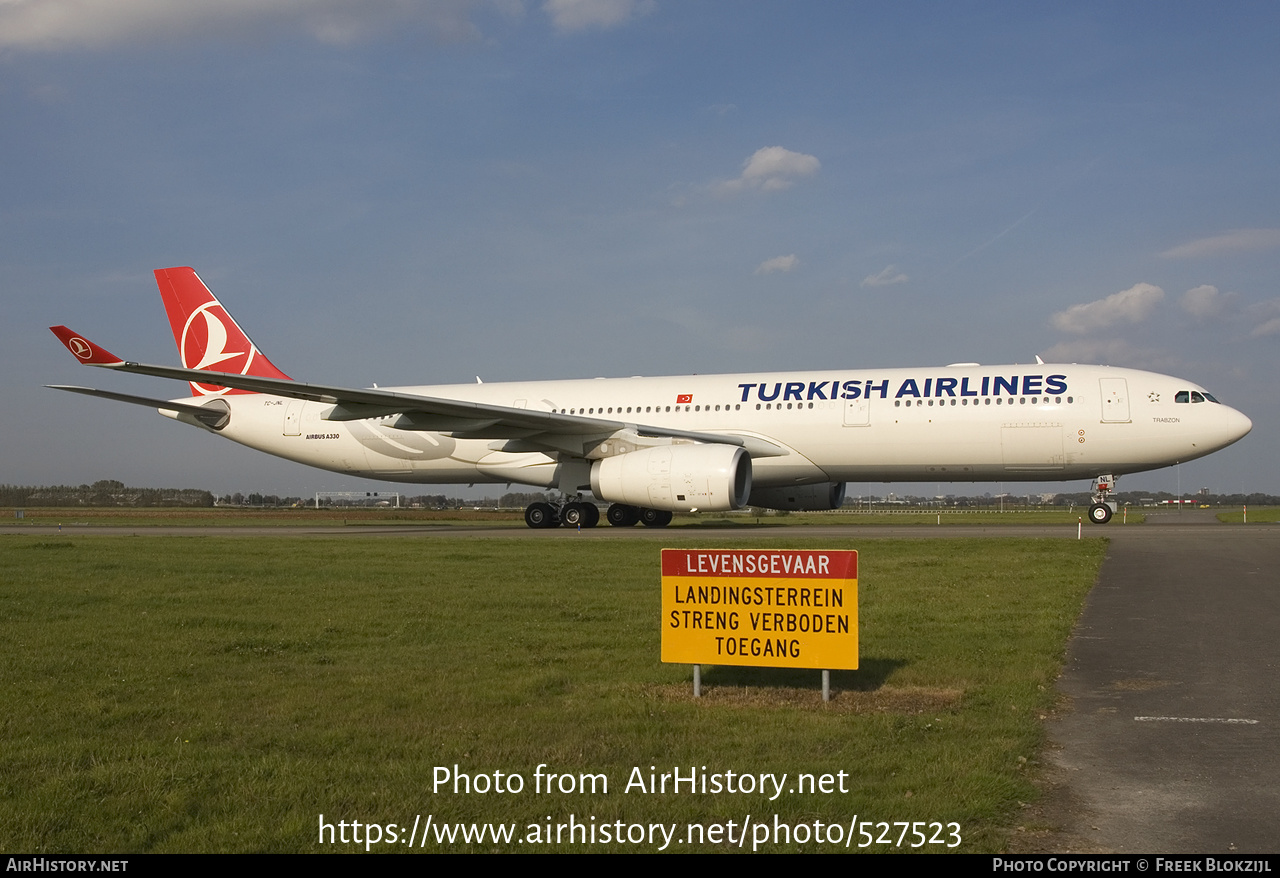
top-left (49, 325), bottom-right (786, 456)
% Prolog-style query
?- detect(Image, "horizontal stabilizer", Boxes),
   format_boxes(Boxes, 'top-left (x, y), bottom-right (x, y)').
top-left (47, 385), bottom-right (230, 428)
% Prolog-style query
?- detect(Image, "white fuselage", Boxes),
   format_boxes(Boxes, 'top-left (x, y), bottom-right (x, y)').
top-left (173, 363), bottom-right (1252, 492)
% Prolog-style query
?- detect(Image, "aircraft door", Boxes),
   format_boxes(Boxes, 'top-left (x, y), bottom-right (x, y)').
top-left (1099, 378), bottom-right (1130, 423)
top-left (284, 400), bottom-right (304, 436)
top-left (843, 398), bottom-right (870, 426)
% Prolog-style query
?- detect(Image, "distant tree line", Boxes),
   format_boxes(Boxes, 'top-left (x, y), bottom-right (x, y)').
top-left (3, 480), bottom-right (214, 508)
top-left (215, 493), bottom-right (303, 507)
top-left (844, 490), bottom-right (1280, 508)
top-left (385, 492), bottom-right (551, 509)
top-left (1049, 491), bottom-right (1280, 507)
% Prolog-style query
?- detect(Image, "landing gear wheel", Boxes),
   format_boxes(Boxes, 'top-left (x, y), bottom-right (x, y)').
top-left (561, 502), bottom-right (600, 528)
top-left (1088, 502), bottom-right (1113, 525)
top-left (561, 502), bottom-right (586, 527)
top-left (606, 504), bottom-right (640, 527)
top-left (525, 502), bottom-right (558, 529)
top-left (639, 508), bottom-right (673, 528)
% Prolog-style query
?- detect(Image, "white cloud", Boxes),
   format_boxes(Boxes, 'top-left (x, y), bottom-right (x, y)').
top-left (755, 254), bottom-right (798, 275)
top-left (1039, 338), bottom-right (1139, 366)
top-left (1050, 283), bottom-right (1164, 334)
top-left (1246, 299), bottom-right (1280, 338)
top-left (1038, 339), bottom-right (1176, 372)
top-left (861, 265), bottom-right (908, 287)
top-left (715, 146), bottom-right (820, 196)
top-left (1249, 318), bottom-right (1280, 339)
top-left (1160, 229), bottom-right (1280, 259)
top-left (1180, 284), bottom-right (1234, 320)
top-left (0, 0), bottom-right (515, 50)
top-left (543, 0), bottom-right (652, 33)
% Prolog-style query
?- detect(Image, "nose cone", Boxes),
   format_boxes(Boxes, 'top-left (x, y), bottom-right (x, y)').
top-left (1220, 406), bottom-right (1253, 448)
top-left (1228, 409), bottom-right (1249, 442)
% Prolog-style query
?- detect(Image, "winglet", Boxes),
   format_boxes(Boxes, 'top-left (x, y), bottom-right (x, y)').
top-left (49, 326), bottom-right (125, 366)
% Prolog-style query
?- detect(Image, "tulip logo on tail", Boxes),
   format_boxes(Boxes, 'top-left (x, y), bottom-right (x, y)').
top-left (180, 302), bottom-right (263, 396)
top-left (68, 337), bottom-right (93, 360)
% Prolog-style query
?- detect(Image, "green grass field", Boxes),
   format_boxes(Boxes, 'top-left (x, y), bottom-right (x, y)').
top-left (1216, 507), bottom-right (1280, 524)
top-left (0, 534), bottom-right (1105, 853)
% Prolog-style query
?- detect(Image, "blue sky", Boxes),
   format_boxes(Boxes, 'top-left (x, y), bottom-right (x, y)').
top-left (3, 1), bottom-right (1276, 499)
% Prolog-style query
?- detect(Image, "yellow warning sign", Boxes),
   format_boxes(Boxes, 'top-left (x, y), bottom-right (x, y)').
top-left (661, 549), bottom-right (858, 670)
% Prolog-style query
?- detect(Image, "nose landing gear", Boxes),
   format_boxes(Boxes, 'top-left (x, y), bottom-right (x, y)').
top-left (1088, 474), bottom-right (1117, 525)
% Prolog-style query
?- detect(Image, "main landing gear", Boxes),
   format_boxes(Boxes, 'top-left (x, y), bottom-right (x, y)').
top-left (524, 500), bottom-right (598, 529)
top-left (560, 501), bottom-right (599, 529)
top-left (607, 504), bottom-right (673, 528)
top-left (524, 502), bottom-right (559, 529)
top-left (522, 500), bottom-right (672, 529)
top-left (1087, 474), bottom-right (1118, 525)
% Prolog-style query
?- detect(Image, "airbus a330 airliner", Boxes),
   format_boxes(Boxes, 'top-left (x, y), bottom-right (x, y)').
top-left (50, 267), bottom-right (1251, 527)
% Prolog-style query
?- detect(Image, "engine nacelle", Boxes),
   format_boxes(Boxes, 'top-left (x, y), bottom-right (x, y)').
top-left (590, 444), bottom-right (751, 512)
top-left (748, 482), bottom-right (847, 512)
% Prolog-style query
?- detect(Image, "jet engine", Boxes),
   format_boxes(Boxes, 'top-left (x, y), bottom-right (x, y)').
top-left (748, 482), bottom-right (846, 511)
top-left (590, 444), bottom-right (751, 512)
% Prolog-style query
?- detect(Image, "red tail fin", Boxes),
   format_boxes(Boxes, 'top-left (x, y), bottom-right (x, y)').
top-left (154, 267), bottom-right (291, 397)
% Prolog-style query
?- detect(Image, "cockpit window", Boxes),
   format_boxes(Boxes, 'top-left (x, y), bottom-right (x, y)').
top-left (1175, 389), bottom-right (1221, 404)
